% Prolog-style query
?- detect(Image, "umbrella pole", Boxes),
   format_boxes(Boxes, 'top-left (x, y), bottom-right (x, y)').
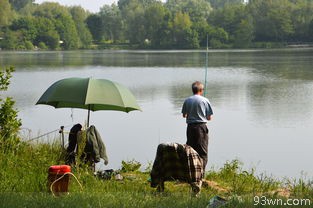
top-left (87, 105), bottom-right (90, 127)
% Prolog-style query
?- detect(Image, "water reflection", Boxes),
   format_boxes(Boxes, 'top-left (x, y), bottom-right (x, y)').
top-left (247, 80), bottom-right (313, 127)
top-left (1, 48), bottom-right (313, 77)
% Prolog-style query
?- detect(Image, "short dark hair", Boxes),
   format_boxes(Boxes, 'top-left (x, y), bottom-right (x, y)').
top-left (192, 81), bottom-right (204, 94)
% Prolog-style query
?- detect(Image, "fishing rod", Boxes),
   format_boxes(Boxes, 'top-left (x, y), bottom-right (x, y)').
top-left (204, 34), bottom-right (209, 97)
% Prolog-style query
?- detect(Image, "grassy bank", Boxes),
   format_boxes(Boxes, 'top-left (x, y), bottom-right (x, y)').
top-left (1, 141), bottom-right (313, 208)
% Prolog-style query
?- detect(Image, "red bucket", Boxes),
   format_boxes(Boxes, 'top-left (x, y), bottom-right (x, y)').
top-left (48, 165), bottom-right (71, 195)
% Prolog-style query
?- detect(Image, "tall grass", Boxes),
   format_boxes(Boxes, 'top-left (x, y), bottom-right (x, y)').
top-left (206, 160), bottom-right (280, 196)
top-left (1, 141), bottom-right (313, 208)
top-left (0, 140), bottom-right (64, 192)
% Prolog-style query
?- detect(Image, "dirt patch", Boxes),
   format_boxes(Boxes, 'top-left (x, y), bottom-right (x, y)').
top-left (202, 180), bottom-right (230, 193)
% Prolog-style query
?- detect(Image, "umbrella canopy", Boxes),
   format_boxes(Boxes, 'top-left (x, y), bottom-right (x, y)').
top-left (36, 77), bottom-right (141, 126)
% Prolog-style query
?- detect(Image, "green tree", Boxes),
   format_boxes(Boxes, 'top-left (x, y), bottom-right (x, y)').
top-left (33, 17), bottom-right (60, 49)
top-left (9, 0), bottom-right (34, 11)
top-left (247, 0), bottom-right (294, 42)
top-left (69, 6), bottom-right (93, 48)
top-left (192, 20), bottom-right (210, 47)
top-left (54, 14), bottom-right (79, 49)
top-left (18, 2), bottom-right (37, 16)
top-left (194, 22), bottom-right (229, 48)
top-left (209, 3), bottom-right (247, 42)
top-left (290, 0), bottom-right (313, 41)
top-left (10, 17), bottom-right (37, 42)
top-left (144, 2), bottom-right (171, 48)
top-left (118, 0), bottom-right (156, 11)
top-left (1, 29), bottom-right (23, 49)
top-left (309, 19), bottom-right (313, 41)
top-left (166, 0), bottom-right (212, 22)
top-left (208, 0), bottom-right (244, 9)
top-left (33, 2), bottom-right (80, 49)
top-left (120, 0), bottom-right (146, 45)
top-left (86, 14), bottom-right (103, 42)
top-left (37, 30), bottom-right (60, 50)
top-left (233, 18), bottom-right (254, 48)
top-left (0, 66), bottom-right (22, 152)
top-left (170, 12), bottom-right (199, 48)
top-left (24, 40), bottom-right (34, 50)
top-left (207, 26), bottom-right (228, 48)
top-left (99, 4), bottom-right (123, 42)
top-left (0, 0), bottom-right (16, 28)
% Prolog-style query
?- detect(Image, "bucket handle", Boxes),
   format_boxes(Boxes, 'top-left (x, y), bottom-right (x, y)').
top-left (50, 172), bottom-right (83, 197)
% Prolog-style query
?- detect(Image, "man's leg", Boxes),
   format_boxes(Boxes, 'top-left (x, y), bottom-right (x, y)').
top-left (186, 124), bottom-right (209, 171)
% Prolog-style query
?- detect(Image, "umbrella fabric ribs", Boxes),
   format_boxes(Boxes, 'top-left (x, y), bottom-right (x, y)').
top-left (36, 77), bottom-right (141, 126)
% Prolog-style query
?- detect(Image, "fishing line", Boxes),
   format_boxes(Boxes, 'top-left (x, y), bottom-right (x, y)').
top-left (27, 124), bottom-right (72, 142)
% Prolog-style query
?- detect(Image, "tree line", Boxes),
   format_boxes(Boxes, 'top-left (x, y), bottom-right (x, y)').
top-left (0, 0), bottom-right (313, 50)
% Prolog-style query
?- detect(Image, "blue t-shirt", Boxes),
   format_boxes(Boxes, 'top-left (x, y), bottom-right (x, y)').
top-left (181, 95), bottom-right (213, 124)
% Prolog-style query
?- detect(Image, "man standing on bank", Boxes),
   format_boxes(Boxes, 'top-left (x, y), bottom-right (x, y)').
top-left (182, 81), bottom-right (213, 172)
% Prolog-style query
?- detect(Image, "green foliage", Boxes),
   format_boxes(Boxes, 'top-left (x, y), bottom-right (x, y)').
top-left (120, 0), bottom-right (146, 45)
top-left (99, 4), bottom-right (123, 43)
top-left (209, 3), bottom-right (248, 44)
top-left (1, 0), bottom-right (313, 50)
top-left (209, 0), bottom-right (244, 9)
top-left (209, 38), bottom-right (224, 49)
top-left (169, 11), bottom-right (200, 49)
top-left (69, 6), bottom-right (93, 48)
top-left (0, 141), bottom-right (64, 192)
top-left (121, 159), bottom-right (141, 172)
top-left (33, 17), bottom-right (60, 49)
top-left (0, 29), bottom-right (21, 50)
top-left (144, 2), bottom-right (171, 48)
top-left (38, 41), bottom-right (47, 50)
top-left (9, 0), bottom-right (34, 11)
top-left (0, 66), bottom-right (13, 91)
top-left (0, 66), bottom-right (22, 152)
top-left (86, 14), bottom-right (103, 42)
top-left (10, 17), bottom-right (37, 42)
top-left (33, 2), bottom-right (81, 50)
top-left (0, 97), bottom-right (22, 146)
top-left (287, 178), bottom-right (313, 199)
top-left (247, 0), bottom-right (294, 42)
top-left (0, 0), bottom-right (16, 28)
top-left (233, 18), bottom-right (254, 48)
top-left (166, 0), bottom-right (212, 22)
top-left (54, 13), bottom-right (80, 49)
top-left (37, 30), bottom-right (60, 50)
top-left (290, 0), bottom-right (313, 42)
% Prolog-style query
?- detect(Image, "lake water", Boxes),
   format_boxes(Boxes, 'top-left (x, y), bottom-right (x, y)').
top-left (1, 49), bottom-right (313, 179)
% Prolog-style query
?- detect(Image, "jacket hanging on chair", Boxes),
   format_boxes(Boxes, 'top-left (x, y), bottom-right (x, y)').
top-left (66, 124), bottom-right (82, 165)
top-left (82, 125), bottom-right (108, 164)
top-left (66, 124), bottom-right (108, 165)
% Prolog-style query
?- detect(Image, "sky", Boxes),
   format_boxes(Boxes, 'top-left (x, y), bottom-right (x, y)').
top-left (35, 0), bottom-right (117, 13)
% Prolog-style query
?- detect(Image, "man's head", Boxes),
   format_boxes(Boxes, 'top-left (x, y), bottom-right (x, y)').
top-left (192, 81), bottom-right (204, 95)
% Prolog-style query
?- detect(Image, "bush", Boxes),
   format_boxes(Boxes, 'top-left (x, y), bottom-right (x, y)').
top-left (38, 42), bottom-right (48, 50)
top-left (121, 159), bottom-right (141, 172)
top-left (0, 66), bottom-right (22, 152)
top-left (25, 41), bottom-right (34, 50)
top-left (209, 38), bottom-right (229, 49)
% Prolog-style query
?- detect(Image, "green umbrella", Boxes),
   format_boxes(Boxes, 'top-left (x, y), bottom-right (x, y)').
top-left (36, 77), bottom-right (141, 126)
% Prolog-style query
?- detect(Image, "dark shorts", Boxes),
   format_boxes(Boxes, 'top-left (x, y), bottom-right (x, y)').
top-left (186, 123), bottom-right (209, 169)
